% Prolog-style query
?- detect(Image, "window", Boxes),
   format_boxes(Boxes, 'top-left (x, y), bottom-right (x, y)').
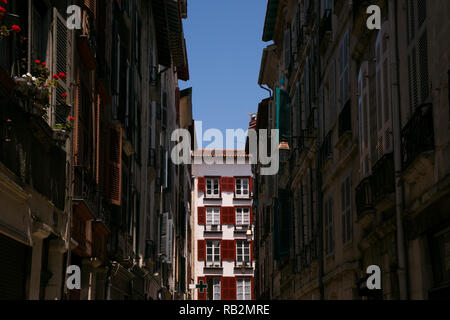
top-left (324, 197), bottom-right (334, 256)
top-left (341, 176), bottom-right (352, 244)
top-left (206, 241), bottom-right (220, 266)
top-left (235, 178), bottom-right (249, 198)
top-left (236, 241), bottom-right (251, 265)
top-left (207, 278), bottom-right (221, 300)
top-left (206, 178), bottom-right (220, 198)
top-left (237, 278), bottom-right (251, 300)
top-left (236, 207), bottom-right (250, 226)
top-left (339, 29), bottom-right (350, 108)
top-left (206, 207), bottom-right (220, 231)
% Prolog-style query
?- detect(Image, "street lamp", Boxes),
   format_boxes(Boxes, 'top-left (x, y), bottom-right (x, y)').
top-left (278, 134), bottom-right (316, 162)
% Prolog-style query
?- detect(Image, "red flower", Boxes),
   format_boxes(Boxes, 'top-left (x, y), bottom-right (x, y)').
top-left (61, 93), bottom-right (68, 98)
top-left (68, 116), bottom-right (75, 121)
top-left (0, 1), bottom-right (7, 4)
top-left (52, 74), bottom-right (59, 80)
top-left (11, 25), bottom-right (21, 33)
top-left (0, 7), bottom-right (6, 13)
top-left (42, 62), bottom-right (47, 67)
top-left (35, 60), bottom-right (40, 64)
top-left (58, 72), bottom-right (67, 80)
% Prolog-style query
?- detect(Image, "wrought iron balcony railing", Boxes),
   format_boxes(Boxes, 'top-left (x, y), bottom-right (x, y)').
top-left (401, 103), bottom-right (435, 170)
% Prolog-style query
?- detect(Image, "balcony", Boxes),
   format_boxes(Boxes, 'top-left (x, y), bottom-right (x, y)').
top-left (338, 99), bottom-right (352, 138)
top-left (372, 152), bottom-right (395, 209)
top-left (73, 165), bottom-right (99, 217)
top-left (355, 176), bottom-right (375, 229)
top-left (401, 103), bottom-right (435, 173)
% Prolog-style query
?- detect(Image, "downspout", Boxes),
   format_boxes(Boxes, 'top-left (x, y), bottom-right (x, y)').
top-left (388, 0), bottom-right (408, 300)
top-left (259, 84), bottom-right (273, 98)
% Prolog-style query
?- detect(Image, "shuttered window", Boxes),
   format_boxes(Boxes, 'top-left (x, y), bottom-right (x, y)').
top-left (236, 241), bottom-right (251, 264)
top-left (206, 240), bottom-right (221, 267)
top-left (198, 177), bottom-right (206, 192)
top-left (108, 126), bottom-right (122, 205)
top-left (375, 23), bottom-right (393, 160)
top-left (197, 240), bottom-right (206, 261)
top-left (358, 61), bottom-right (372, 176)
top-left (235, 207), bottom-right (250, 226)
top-left (276, 88), bottom-right (291, 140)
top-left (221, 240), bottom-right (235, 261)
top-left (237, 278), bottom-right (252, 300)
top-left (220, 207), bottom-right (235, 225)
top-left (52, 8), bottom-right (72, 126)
top-left (220, 177), bottom-right (235, 192)
top-left (407, 0), bottom-right (429, 114)
top-left (198, 207), bottom-right (206, 225)
top-left (221, 277), bottom-right (236, 300)
top-left (206, 207), bottom-right (220, 231)
top-left (206, 178), bottom-right (220, 198)
top-left (235, 178), bottom-right (249, 198)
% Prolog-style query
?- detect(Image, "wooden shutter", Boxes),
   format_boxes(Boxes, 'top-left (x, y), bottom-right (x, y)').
top-left (220, 177), bottom-right (234, 192)
top-left (220, 207), bottom-right (235, 225)
top-left (197, 276), bottom-right (206, 300)
top-left (198, 207), bottom-right (206, 225)
top-left (197, 240), bottom-right (206, 261)
top-left (166, 218), bottom-right (173, 264)
top-left (221, 277), bottom-right (236, 300)
top-left (198, 177), bottom-right (206, 192)
top-left (249, 206), bottom-right (253, 224)
top-left (52, 8), bottom-right (71, 126)
top-left (108, 126), bottom-right (122, 205)
top-left (249, 178), bottom-right (253, 196)
top-left (221, 240), bottom-right (235, 261)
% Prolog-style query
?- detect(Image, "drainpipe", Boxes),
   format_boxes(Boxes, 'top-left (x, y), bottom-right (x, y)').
top-left (388, 0), bottom-right (408, 300)
top-left (259, 84), bottom-right (273, 98)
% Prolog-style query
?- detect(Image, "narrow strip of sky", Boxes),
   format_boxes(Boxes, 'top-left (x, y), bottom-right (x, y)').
top-left (179, 0), bottom-right (271, 150)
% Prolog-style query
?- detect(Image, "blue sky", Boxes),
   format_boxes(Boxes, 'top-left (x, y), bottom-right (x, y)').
top-left (179, 0), bottom-right (270, 149)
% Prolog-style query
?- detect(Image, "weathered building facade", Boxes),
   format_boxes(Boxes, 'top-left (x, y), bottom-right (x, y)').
top-left (254, 0), bottom-right (450, 300)
top-left (0, 0), bottom-right (192, 300)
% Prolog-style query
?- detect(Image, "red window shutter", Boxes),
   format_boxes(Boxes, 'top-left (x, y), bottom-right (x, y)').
top-left (230, 277), bottom-right (237, 300)
top-left (108, 126), bottom-right (122, 206)
top-left (221, 207), bottom-right (235, 225)
top-left (249, 206), bottom-right (253, 224)
top-left (198, 207), bottom-right (206, 225)
top-left (221, 277), bottom-right (236, 300)
top-left (198, 177), bottom-right (206, 192)
top-left (198, 240), bottom-right (206, 261)
top-left (221, 240), bottom-right (234, 261)
top-left (198, 276), bottom-right (206, 300)
top-left (233, 240), bottom-right (237, 262)
top-left (249, 177), bottom-right (253, 195)
top-left (220, 177), bottom-right (235, 192)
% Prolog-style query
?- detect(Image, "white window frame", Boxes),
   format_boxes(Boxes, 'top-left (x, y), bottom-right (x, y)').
top-left (205, 178), bottom-right (220, 198)
top-left (236, 241), bottom-right (251, 266)
top-left (235, 178), bottom-right (249, 198)
top-left (235, 207), bottom-right (250, 227)
top-left (206, 240), bottom-right (221, 267)
top-left (237, 278), bottom-right (251, 300)
top-left (213, 278), bottom-right (221, 300)
top-left (206, 207), bottom-right (220, 231)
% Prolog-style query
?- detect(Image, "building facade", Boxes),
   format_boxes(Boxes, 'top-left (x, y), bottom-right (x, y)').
top-left (0, 0), bottom-right (192, 300)
top-left (192, 150), bottom-right (255, 300)
top-left (254, 0), bottom-right (450, 300)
